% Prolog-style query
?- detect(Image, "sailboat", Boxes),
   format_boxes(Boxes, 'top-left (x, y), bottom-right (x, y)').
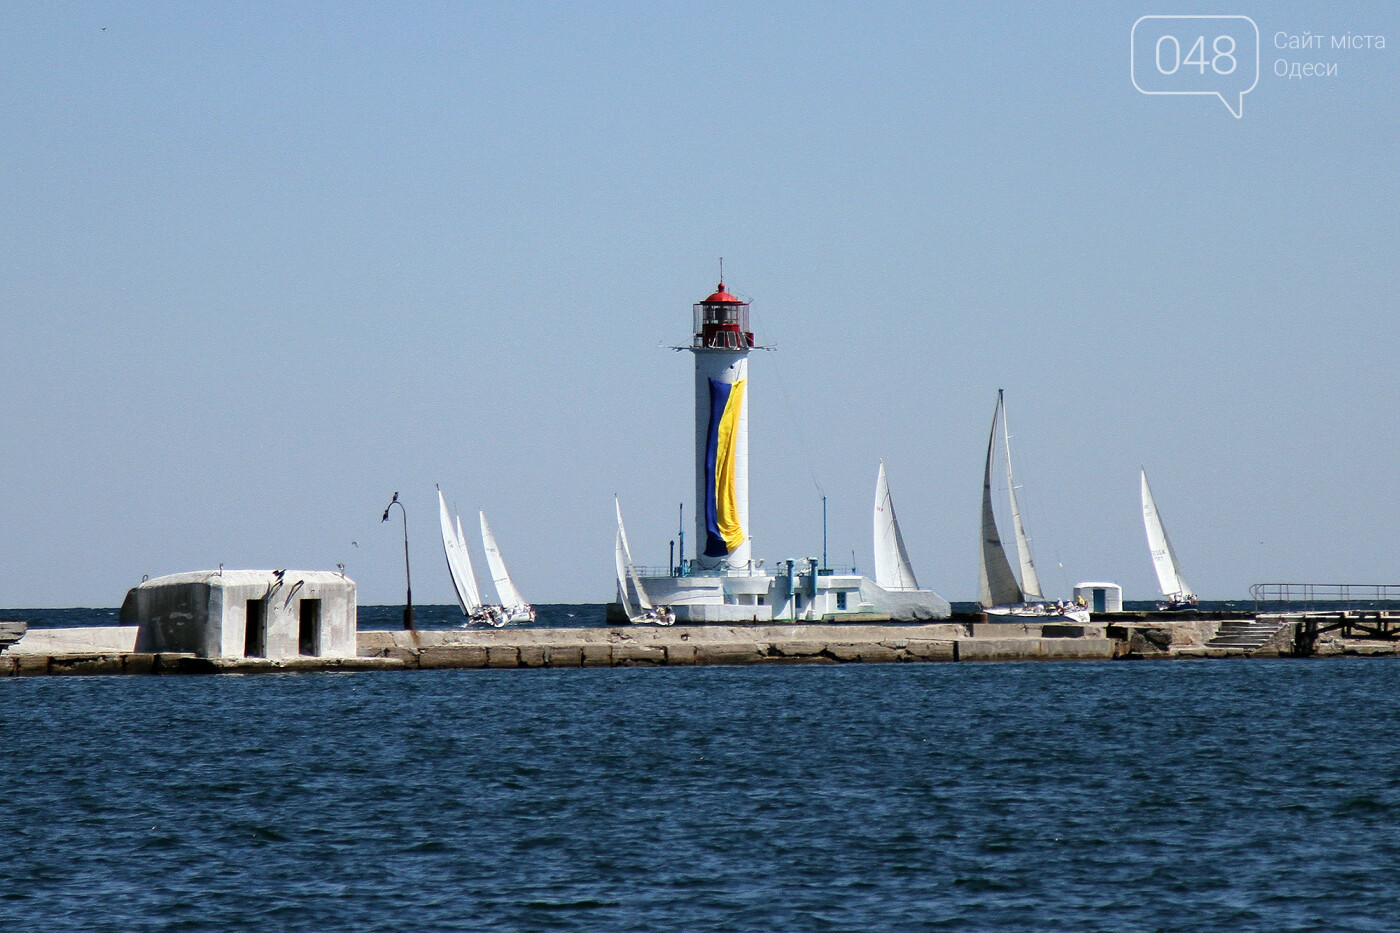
top-left (614, 498), bottom-right (674, 625)
top-left (1140, 469), bottom-right (1198, 610)
top-left (437, 487), bottom-right (508, 627)
top-left (479, 511), bottom-right (537, 624)
top-left (873, 460), bottom-right (919, 589)
top-left (977, 390), bottom-right (1089, 623)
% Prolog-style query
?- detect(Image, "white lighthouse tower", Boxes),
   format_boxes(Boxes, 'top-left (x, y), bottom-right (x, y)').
top-left (689, 280), bottom-right (754, 571)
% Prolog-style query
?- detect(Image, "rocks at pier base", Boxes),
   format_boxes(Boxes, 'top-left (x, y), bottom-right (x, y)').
top-left (1114, 627), bottom-right (1174, 657)
top-left (771, 641), bottom-right (831, 661)
top-left (209, 656), bottom-right (406, 673)
top-left (487, 646), bottom-right (520, 668)
top-left (959, 638), bottom-right (1115, 661)
top-left (418, 645), bottom-right (487, 669)
top-left (2, 652), bottom-right (206, 676)
top-left (545, 645), bottom-right (584, 667)
top-left (665, 644), bottom-right (697, 664)
top-left (612, 644), bottom-right (666, 665)
top-left (693, 643), bottom-right (768, 665)
top-left (906, 640), bottom-right (958, 661)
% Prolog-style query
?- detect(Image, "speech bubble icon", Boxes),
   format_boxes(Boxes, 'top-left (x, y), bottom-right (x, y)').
top-left (1132, 15), bottom-right (1259, 118)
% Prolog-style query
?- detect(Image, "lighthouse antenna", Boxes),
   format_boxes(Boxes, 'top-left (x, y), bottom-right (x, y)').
top-left (822, 495), bottom-right (829, 572)
top-left (719, 256), bottom-right (723, 285)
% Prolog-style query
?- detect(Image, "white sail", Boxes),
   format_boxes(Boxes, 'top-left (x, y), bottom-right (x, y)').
top-left (1141, 469), bottom-right (1194, 600)
top-left (437, 488), bottom-right (481, 614)
top-left (615, 526), bottom-right (635, 620)
top-left (873, 461), bottom-right (918, 589)
top-left (454, 515), bottom-right (483, 608)
top-left (1001, 391), bottom-right (1043, 601)
top-left (616, 498), bottom-right (652, 607)
top-left (479, 511), bottom-right (526, 610)
top-left (614, 499), bottom-right (654, 611)
top-left (979, 393), bottom-right (1024, 608)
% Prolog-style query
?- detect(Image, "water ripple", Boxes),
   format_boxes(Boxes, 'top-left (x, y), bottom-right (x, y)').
top-left (4, 659), bottom-right (1400, 930)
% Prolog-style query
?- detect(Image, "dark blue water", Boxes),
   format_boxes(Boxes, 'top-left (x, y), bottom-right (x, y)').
top-left (3, 659), bottom-right (1399, 931)
top-left (357, 603), bottom-right (607, 629)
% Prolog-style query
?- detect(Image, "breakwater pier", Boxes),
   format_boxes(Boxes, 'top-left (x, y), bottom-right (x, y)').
top-left (3, 611), bottom-right (1397, 676)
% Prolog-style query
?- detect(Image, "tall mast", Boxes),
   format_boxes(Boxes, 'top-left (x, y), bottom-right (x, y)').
top-left (979, 392), bottom-right (1023, 608)
top-left (1001, 390), bottom-right (1043, 601)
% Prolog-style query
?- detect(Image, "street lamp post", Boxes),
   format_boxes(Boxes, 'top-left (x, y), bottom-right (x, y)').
top-left (382, 491), bottom-right (414, 630)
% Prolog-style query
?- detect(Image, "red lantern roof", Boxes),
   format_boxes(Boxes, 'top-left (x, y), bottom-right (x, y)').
top-left (703, 282), bottom-right (743, 304)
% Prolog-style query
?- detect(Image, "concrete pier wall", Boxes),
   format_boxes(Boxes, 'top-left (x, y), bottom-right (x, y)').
top-left (2, 622), bottom-right (1105, 674)
top-left (5, 626), bottom-right (138, 656)
top-left (4, 616), bottom-right (1398, 676)
top-left (355, 623), bottom-right (1131, 668)
top-left (359, 624), bottom-right (976, 667)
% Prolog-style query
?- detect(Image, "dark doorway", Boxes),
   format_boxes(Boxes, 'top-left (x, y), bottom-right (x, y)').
top-left (299, 599), bottom-right (320, 656)
top-left (245, 599), bottom-right (266, 658)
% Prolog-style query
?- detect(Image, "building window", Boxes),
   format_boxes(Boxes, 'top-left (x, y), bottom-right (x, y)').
top-left (836, 591), bottom-right (847, 610)
top-left (299, 599), bottom-right (321, 656)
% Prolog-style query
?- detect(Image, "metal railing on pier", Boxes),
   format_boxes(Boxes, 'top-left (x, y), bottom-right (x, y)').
top-left (1251, 583), bottom-right (1400, 614)
top-left (632, 564), bottom-right (771, 578)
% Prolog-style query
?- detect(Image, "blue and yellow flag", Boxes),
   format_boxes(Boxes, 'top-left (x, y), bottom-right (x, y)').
top-left (703, 377), bottom-right (746, 557)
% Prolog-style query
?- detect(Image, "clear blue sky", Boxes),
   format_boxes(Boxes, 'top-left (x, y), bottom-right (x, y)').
top-left (3, 2), bottom-right (1396, 607)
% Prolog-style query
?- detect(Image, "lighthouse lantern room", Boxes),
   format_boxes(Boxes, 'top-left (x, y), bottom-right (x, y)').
top-left (692, 284), bottom-right (755, 350)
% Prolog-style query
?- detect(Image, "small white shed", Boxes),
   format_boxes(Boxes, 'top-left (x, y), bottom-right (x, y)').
top-left (122, 569), bottom-right (357, 660)
top-left (1073, 581), bottom-right (1123, 613)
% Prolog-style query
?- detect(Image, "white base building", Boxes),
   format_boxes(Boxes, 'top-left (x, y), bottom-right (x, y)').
top-left (614, 561), bottom-right (950, 624)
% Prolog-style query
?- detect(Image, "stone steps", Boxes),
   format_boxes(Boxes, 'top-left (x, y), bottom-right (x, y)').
top-left (1207, 619), bottom-right (1287, 650)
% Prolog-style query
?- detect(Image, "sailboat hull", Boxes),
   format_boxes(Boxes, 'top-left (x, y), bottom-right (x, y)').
top-left (985, 605), bottom-right (1091, 624)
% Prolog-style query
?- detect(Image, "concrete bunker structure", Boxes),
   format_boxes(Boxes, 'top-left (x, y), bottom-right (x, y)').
top-left (121, 569), bottom-right (356, 660)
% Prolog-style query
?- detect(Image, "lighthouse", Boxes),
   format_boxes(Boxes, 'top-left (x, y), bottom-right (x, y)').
top-left (609, 274), bottom-right (950, 624)
top-left (689, 281), bottom-right (755, 571)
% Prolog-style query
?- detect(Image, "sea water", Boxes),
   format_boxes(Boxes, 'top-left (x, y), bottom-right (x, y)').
top-left (2, 614), bottom-right (1398, 931)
